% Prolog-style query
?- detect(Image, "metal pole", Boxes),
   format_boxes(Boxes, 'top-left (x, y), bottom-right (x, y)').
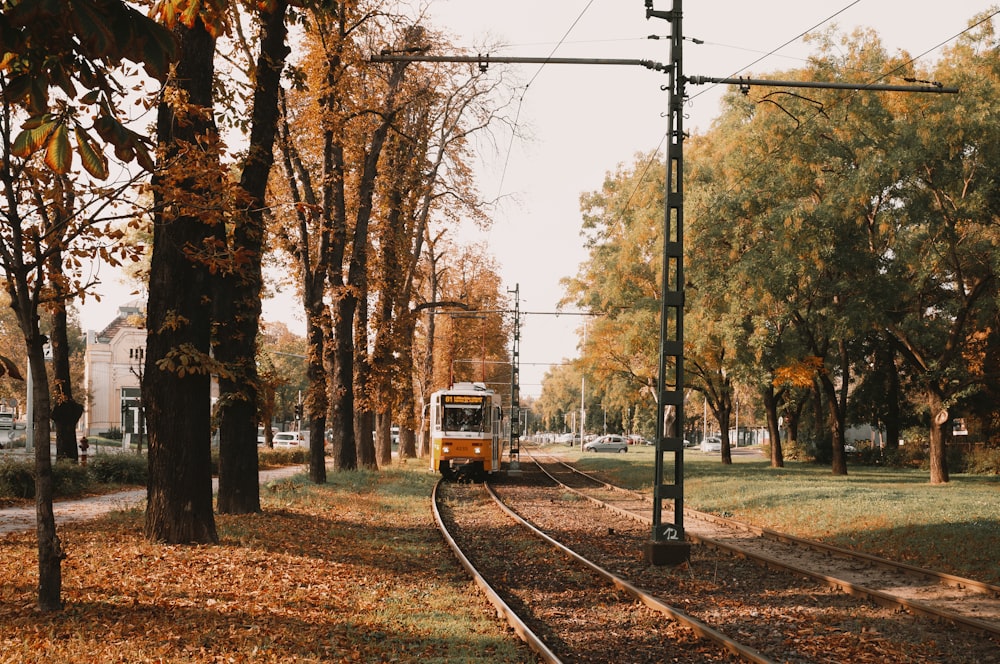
top-left (645, 0), bottom-right (691, 565)
top-left (580, 319), bottom-right (586, 449)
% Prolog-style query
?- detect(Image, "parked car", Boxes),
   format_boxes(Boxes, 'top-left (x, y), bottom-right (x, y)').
top-left (273, 431), bottom-right (307, 447)
top-left (257, 426), bottom-right (278, 445)
top-left (557, 432), bottom-right (577, 446)
top-left (700, 436), bottom-right (722, 453)
top-left (583, 434), bottom-right (628, 453)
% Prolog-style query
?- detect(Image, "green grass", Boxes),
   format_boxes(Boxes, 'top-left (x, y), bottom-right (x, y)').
top-left (548, 443), bottom-right (1000, 585)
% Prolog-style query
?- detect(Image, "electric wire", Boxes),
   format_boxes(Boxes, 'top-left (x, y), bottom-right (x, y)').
top-left (494, 0), bottom-right (598, 200)
top-left (693, 7), bottom-right (1000, 224)
top-left (620, 1), bottom-right (865, 219)
top-left (618, 4), bottom-right (998, 249)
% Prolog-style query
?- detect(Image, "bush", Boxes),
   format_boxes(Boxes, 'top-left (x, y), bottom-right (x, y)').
top-left (87, 453), bottom-right (148, 485)
top-left (964, 446), bottom-right (1000, 475)
top-left (0, 458), bottom-right (94, 500)
top-left (99, 427), bottom-right (123, 441)
top-left (53, 460), bottom-right (92, 495)
top-left (258, 446), bottom-right (309, 468)
top-left (0, 458), bottom-right (35, 499)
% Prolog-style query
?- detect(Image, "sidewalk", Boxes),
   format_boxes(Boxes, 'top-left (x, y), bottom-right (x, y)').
top-left (0, 464), bottom-right (308, 535)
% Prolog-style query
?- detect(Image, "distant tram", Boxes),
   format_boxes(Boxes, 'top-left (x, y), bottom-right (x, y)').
top-left (430, 382), bottom-right (502, 481)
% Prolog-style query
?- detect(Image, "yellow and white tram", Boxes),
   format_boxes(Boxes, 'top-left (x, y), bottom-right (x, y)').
top-left (430, 382), bottom-right (502, 481)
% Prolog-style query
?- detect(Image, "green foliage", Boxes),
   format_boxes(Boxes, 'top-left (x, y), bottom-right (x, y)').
top-left (965, 446), bottom-right (1000, 475)
top-left (87, 454), bottom-right (148, 485)
top-left (258, 446), bottom-right (308, 467)
top-left (0, 458), bottom-right (35, 498)
top-left (0, 458), bottom-right (93, 499)
top-left (98, 428), bottom-right (123, 441)
top-left (53, 459), bottom-right (91, 494)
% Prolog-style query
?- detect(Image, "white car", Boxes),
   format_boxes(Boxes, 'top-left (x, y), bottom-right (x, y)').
top-left (700, 436), bottom-right (722, 453)
top-left (273, 431), bottom-right (307, 447)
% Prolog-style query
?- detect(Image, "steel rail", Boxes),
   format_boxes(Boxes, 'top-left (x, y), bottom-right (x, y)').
top-left (525, 449), bottom-right (1000, 637)
top-left (482, 481), bottom-right (776, 664)
top-left (431, 479), bottom-right (562, 664)
top-left (530, 449), bottom-right (1000, 599)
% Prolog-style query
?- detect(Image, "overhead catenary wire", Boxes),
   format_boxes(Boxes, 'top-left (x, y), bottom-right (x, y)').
top-left (494, 0), bottom-right (599, 200)
top-left (619, 4), bottom-right (992, 236)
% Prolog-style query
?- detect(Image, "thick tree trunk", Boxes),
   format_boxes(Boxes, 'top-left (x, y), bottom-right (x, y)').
top-left (354, 289), bottom-right (377, 470)
top-left (329, 294), bottom-right (358, 471)
top-left (143, 19), bottom-right (218, 544)
top-left (761, 383), bottom-right (784, 468)
top-left (396, 313), bottom-right (420, 460)
top-left (216, 0), bottom-right (289, 513)
top-left (928, 391), bottom-right (950, 484)
top-left (818, 370), bottom-right (848, 475)
top-left (305, 306), bottom-right (328, 483)
top-left (717, 398), bottom-right (733, 465)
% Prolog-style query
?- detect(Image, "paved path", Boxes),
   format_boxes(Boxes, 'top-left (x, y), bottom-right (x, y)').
top-left (0, 464), bottom-right (308, 535)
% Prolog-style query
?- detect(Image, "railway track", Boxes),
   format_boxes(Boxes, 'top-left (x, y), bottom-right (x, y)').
top-left (436, 456), bottom-right (1000, 662)
top-left (436, 464), bottom-right (1000, 662)
top-left (527, 449), bottom-right (1000, 638)
top-left (435, 478), bottom-right (766, 662)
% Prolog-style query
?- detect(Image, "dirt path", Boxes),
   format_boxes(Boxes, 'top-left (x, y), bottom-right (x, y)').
top-left (0, 464), bottom-right (307, 535)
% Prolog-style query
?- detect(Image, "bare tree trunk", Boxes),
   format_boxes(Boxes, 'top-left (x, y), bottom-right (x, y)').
top-left (29, 335), bottom-right (62, 610)
top-left (329, 294), bottom-right (357, 470)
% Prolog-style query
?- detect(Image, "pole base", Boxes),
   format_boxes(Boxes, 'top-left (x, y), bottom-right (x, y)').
top-left (643, 540), bottom-right (692, 566)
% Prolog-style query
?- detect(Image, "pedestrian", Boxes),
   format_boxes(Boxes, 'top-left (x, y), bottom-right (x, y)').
top-left (79, 436), bottom-right (89, 467)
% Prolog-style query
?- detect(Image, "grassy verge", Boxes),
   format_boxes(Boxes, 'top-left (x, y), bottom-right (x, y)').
top-left (0, 461), bottom-right (534, 663)
top-left (564, 444), bottom-right (1000, 585)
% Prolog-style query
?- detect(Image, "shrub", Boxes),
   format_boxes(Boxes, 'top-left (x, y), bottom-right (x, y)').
top-left (99, 427), bottom-right (124, 441)
top-left (259, 446), bottom-right (309, 467)
top-left (0, 458), bottom-right (94, 499)
top-left (0, 458), bottom-right (34, 499)
top-left (53, 460), bottom-right (92, 495)
top-left (87, 453), bottom-right (148, 485)
top-left (964, 446), bottom-right (1000, 475)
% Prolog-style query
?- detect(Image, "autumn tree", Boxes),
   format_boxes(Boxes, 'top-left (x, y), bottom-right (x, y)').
top-left (143, 2), bottom-right (224, 543)
top-left (562, 153), bottom-right (663, 419)
top-left (879, 19), bottom-right (1000, 483)
top-left (212, 0), bottom-right (290, 514)
top-left (1, 0), bottom-right (175, 609)
top-left (365, 50), bottom-right (506, 468)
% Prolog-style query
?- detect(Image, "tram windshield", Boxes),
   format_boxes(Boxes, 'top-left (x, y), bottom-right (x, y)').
top-left (441, 395), bottom-right (488, 433)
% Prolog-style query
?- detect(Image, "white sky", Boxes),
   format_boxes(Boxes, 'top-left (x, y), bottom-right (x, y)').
top-left (77, 0), bottom-right (996, 398)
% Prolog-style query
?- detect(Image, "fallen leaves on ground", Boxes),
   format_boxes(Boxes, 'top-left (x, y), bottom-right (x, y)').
top-left (0, 468), bottom-right (534, 663)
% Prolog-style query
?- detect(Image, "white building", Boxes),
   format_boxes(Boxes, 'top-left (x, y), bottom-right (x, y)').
top-left (83, 301), bottom-right (146, 437)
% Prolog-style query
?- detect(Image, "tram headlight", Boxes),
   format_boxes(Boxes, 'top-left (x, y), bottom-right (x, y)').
top-left (442, 446), bottom-right (450, 454)
top-left (473, 446), bottom-right (482, 455)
